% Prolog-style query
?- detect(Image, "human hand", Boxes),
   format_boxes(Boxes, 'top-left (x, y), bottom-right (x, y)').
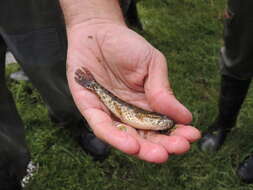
top-left (66, 20), bottom-right (201, 163)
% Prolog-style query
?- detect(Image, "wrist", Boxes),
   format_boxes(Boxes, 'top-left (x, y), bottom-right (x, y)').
top-left (59, 0), bottom-right (126, 29)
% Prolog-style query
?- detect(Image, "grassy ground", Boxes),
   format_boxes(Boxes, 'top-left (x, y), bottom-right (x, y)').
top-left (6, 0), bottom-right (253, 189)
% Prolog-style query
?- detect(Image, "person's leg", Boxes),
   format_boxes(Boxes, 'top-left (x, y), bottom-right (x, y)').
top-left (1, 26), bottom-right (109, 161)
top-left (199, 0), bottom-right (253, 151)
top-left (199, 0), bottom-right (253, 183)
top-left (0, 34), bottom-right (30, 189)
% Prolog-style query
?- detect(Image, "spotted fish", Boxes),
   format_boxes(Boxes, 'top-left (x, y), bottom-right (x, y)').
top-left (75, 67), bottom-right (175, 131)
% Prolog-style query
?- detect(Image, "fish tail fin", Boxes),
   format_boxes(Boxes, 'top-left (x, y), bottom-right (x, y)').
top-left (75, 67), bottom-right (96, 89)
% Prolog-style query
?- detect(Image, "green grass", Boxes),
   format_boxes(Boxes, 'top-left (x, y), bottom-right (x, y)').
top-left (6, 0), bottom-right (253, 189)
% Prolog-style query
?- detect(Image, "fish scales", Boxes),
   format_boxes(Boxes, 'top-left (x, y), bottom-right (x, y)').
top-left (75, 67), bottom-right (175, 131)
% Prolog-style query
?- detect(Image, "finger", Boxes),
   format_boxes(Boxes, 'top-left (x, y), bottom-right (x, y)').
top-left (144, 49), bottom-right (192, 124)
top-left (170, 125), bottom-right (201, 143)
top-left (115, 123), bottom-right (169, 163)
top-left (135, 137), bottom-right (169, 163)
top-left (144, 132), bottom-right (190, 155)
top-left (84, 108), bottom-right (140, 155)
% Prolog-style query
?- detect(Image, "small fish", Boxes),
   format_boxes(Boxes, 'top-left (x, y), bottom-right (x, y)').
top-left (75, 67), bottom-right (175, 131)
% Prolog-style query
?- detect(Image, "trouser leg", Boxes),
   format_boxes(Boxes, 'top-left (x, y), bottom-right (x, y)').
top-left (199, 0), bottom-right (253, 182)
top-left (1, 26), bottom-right (109, 160)
top-left (199, 0), bottom-right (253, 152)
top-left (220, 0), bottom-right (253, 79)
top-left (2, 26), bottom-right (82, 126)
top-left (0, 35), bottom-right (30, 189)
top-left (216, 0), bottom-right (253, 130)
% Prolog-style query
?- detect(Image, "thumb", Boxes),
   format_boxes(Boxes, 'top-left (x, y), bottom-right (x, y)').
top-left (144, 50), bottom-right (192, 124)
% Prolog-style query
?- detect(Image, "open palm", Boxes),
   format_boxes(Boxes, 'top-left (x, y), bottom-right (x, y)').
top-left (66, 22), bottom-right (200, 163)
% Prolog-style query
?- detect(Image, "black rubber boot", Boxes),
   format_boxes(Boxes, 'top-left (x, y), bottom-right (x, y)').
top-left (199, 75), bottom-right (251, 152)
top-left (237, 155), bottom-right (253, 183)
top-left (76, 120), bottom-right (110, 161)
top-left (78, 126), bottom-right (110, 162)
